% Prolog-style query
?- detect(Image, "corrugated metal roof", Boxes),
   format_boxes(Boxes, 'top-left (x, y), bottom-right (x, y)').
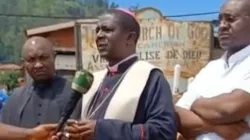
top-left (25, 19), bottom-right (98, 36)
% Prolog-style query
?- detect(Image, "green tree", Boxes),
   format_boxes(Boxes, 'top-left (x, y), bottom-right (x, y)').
top-left (0, 0), bottom-right (118, 64)
top-left (110, 2), bottom-right (119, 8)
top-left (129, 4), bottom-right (140, 12)
top-left (0, 71), bottom-right (21, 90)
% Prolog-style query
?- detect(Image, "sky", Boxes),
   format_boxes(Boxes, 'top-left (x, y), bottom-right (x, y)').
top-left (110, 0), bottom-right (227, 21)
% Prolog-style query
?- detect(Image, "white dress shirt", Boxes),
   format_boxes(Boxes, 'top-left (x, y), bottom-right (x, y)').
top-left (176, 45), bottom-right (250, 140)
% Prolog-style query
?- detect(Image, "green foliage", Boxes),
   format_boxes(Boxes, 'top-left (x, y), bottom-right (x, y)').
top-left (0, 71), bottom-right (21, 90)
top-left (0, 0), bottom-right (118, 64)
top-left (129, 4), bottom-right (140, 12)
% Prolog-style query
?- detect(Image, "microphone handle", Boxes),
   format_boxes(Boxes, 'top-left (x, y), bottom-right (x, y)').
top-left (55, 91), bottom-right (82, 133)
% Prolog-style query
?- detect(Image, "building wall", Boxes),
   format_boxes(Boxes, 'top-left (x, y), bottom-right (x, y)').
top-left (29, 28), bottom-right (75, 49)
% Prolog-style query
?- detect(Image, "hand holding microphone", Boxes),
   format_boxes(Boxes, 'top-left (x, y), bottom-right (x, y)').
top-left (55, 69), bottom-right (94, 133)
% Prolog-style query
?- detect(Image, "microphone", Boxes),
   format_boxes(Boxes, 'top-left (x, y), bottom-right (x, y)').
top-left (55, 70), bottom-right (94, 133)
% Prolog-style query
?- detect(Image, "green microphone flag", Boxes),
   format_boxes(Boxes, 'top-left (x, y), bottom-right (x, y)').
top-left (72, 69), bottom-right (94, 94)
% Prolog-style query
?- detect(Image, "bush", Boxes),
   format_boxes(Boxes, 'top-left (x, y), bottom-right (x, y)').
top-left (0, 70), bottom-right (21, 90)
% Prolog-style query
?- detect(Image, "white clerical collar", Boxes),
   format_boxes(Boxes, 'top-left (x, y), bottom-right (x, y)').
top-left (107, 54), bottom-right (137, 72)
top-left (221, 44), bottom-right (250, 68)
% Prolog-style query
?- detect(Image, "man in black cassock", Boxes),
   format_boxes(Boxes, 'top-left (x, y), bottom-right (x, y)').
top-left (0, 36), bottom-right (76, 128)
top-left (53, 8), bottom-right (177, 140)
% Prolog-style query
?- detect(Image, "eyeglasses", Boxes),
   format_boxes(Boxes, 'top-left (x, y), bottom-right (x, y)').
top-left (218, 14), bottom-right (250, 24)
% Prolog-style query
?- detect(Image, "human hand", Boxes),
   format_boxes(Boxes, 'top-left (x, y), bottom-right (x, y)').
top-left (28, 124), bottom-right (57, 140)
top-left (50, 132), bottom-right (63, 140)
top-left (213, 121), bottom-right (250, 140)
top-left (63, 119), bottom-right (96, 140)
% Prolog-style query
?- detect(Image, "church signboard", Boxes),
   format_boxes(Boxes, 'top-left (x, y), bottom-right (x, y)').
top-left (80, 8), bottom-right (213, 92)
